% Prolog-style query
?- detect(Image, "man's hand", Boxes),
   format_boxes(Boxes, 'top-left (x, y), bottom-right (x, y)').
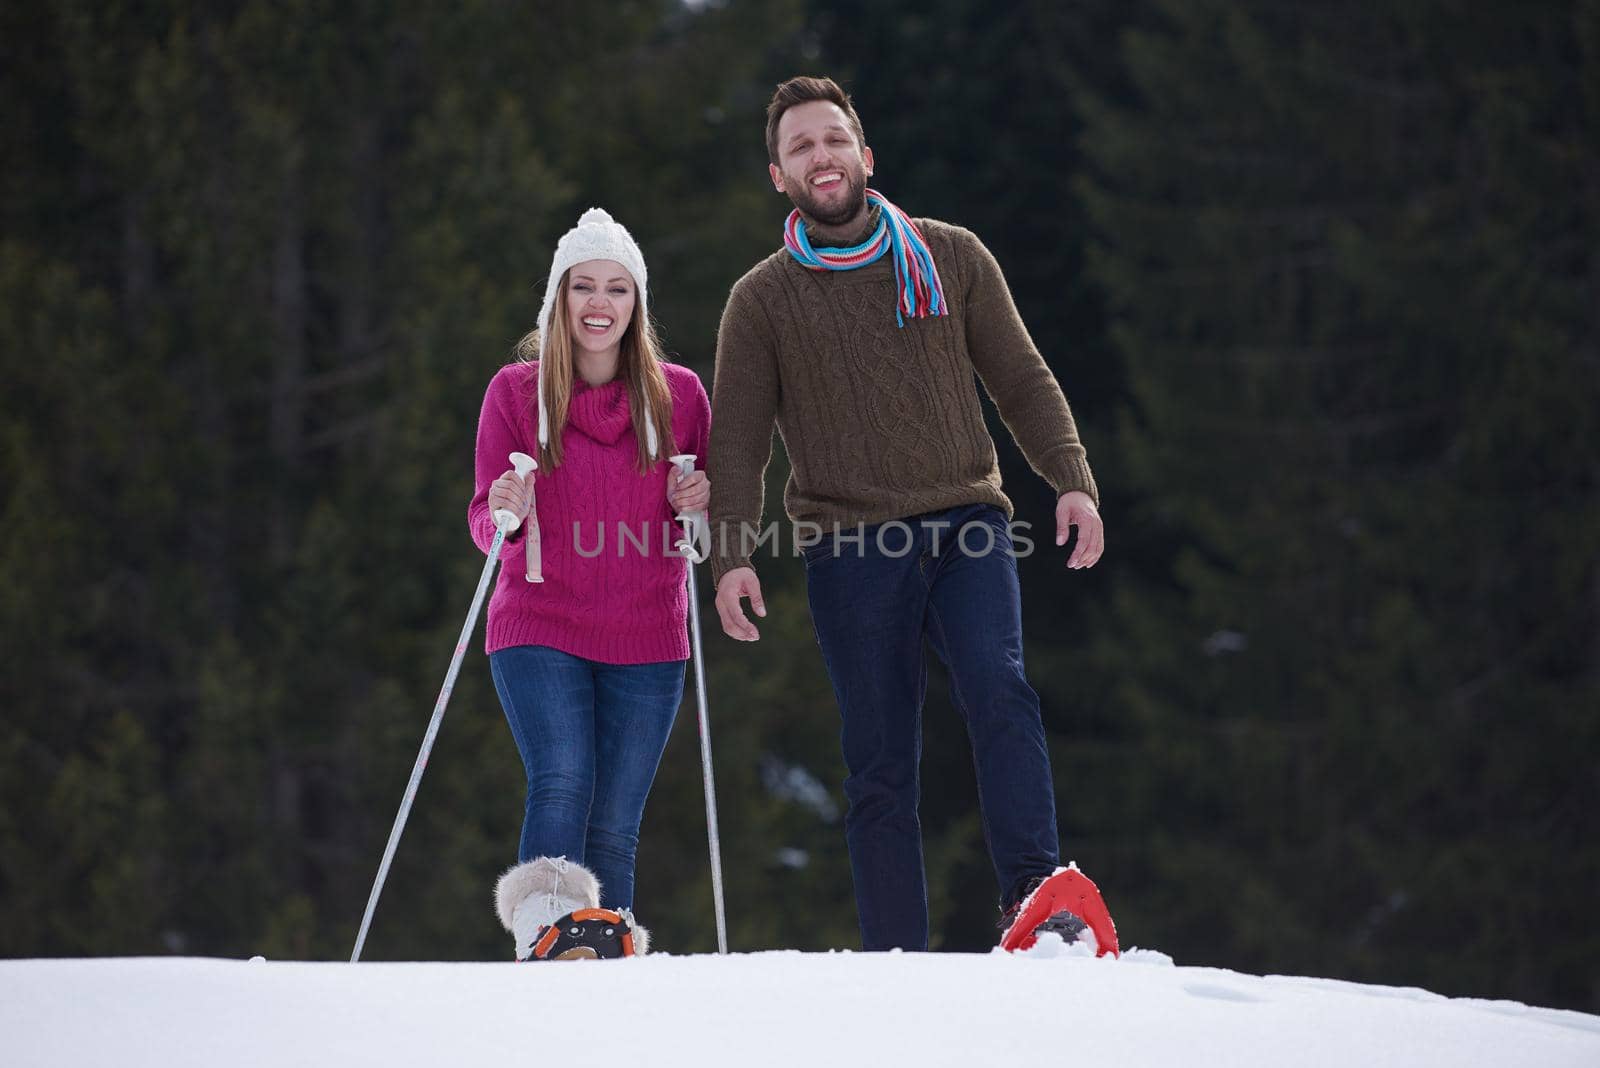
top-left (715, 567), bottom-right (766, 641)
top-left (1055, 490), bottom-right (1104, 569)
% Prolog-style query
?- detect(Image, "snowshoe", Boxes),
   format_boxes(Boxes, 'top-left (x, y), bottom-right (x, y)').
top-left (494, 856), bottom-right (652, 961)
top-left (999, 863), bottom-right (1119, 958)
top-left (527, 908), bottom-right (642, 961)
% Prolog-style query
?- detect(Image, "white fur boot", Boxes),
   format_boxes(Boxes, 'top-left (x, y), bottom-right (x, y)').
top-left (494, 856), bottom-right (601, 961)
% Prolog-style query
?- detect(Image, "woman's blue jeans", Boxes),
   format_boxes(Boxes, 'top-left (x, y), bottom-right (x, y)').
top-left (803, 504), bottom-right (1062, 951)
top-left (489, 645), bottom-right (684, 910)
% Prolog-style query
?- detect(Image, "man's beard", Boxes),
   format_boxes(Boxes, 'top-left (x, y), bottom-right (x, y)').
top-left (786, 163), bottom-right (869, 227)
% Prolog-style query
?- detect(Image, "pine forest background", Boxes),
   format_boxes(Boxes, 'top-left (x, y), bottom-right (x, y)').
top-left (2, 0), bottom-right (1596, 1013)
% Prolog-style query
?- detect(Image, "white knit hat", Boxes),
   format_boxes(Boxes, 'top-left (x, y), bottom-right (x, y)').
top-left (535, 207), bottom-right (656, 458)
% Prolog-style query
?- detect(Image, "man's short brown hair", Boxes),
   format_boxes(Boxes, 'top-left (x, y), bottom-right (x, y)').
top-left (765, 76), bottom-right (868, 165)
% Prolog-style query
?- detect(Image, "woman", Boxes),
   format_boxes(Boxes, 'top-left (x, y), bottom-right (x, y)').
top-left (468, 208), bottom-right (710, 960)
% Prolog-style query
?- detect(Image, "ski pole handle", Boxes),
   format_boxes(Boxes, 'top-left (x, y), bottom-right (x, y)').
top-left (488, 451), bottom-right (542, 583)
top-left (523, 467), bottom-right (543, 583)
top-left (491, 452), bottom-right (538, 534)
top-left (669, 453), bottom-right (709, 564)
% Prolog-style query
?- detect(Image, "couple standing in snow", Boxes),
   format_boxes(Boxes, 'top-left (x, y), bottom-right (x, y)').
top-left (470, 77), bottom-right (1107, 961)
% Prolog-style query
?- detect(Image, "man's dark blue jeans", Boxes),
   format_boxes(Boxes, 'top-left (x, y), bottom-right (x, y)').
top-left (803, 503), bottom-right (1061, 950)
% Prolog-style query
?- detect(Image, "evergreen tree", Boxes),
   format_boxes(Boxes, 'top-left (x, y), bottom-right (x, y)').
top-left (1079, 0), bottom-right (1599, 1008)
top-left (1, 0), bottom-right (824, 961)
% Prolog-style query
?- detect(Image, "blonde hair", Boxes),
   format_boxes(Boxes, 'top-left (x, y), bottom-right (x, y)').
top-left (516, 272), bottom-right (674, 474)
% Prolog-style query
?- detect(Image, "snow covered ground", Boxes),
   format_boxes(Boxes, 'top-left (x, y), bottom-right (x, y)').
top-left (5, 941), bottom-right (1598, 1067)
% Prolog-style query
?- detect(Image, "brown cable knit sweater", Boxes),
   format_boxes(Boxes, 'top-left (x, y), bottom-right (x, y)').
top-left (708, 210), bottom-right (1098, 584)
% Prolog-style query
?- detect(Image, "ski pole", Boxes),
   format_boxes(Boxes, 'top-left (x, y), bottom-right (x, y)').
top-left (351, 451), bottom-right (538, 963)
top-left (670, 453), bottom-right (727, 955)
top-left (523, 457), bottom-right (544, 584)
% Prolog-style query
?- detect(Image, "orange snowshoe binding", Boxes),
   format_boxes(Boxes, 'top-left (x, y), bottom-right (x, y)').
top-left (526, 908), bottom-right (641, 961)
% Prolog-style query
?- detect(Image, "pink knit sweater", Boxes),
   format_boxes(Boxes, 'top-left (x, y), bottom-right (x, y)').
top-left (469, 360), bottom-right (711, 663)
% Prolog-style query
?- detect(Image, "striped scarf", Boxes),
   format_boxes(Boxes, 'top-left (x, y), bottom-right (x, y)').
top-left (783, 189), bottom-right (947, 326)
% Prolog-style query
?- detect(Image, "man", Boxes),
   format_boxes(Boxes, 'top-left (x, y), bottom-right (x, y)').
top-left (707, 76), bottom-right (1114, 953)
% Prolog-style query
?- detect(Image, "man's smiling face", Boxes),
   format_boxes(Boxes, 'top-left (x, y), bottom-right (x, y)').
top-left (769, 99), bottom-right (875, 226)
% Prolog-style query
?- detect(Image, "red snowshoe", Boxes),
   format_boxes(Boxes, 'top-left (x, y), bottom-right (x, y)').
top-left (999, 864), bottom-right (1119, 958)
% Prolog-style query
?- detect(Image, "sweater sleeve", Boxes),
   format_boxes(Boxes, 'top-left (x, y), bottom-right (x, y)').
top-left (468, 366), bottom-right (531, 557)
top-left (665, 364), bottom-right (713, 464)
top-left (707, 273), bottom-right (781, 585)
top-left (956, 228), bottom-right (1099, 505)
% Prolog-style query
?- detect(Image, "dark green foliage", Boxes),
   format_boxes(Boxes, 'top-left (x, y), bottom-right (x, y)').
top-left (1, 0), bottom-right (1593, 1015)
top-left (1077, 0), bottom-right (1599, 1010)
top-left (0, 0), bottom-right (816, 964)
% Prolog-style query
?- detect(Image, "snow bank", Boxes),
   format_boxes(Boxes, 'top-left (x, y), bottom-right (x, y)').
top-left (4, 944), bottom-right (1597, 1067)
